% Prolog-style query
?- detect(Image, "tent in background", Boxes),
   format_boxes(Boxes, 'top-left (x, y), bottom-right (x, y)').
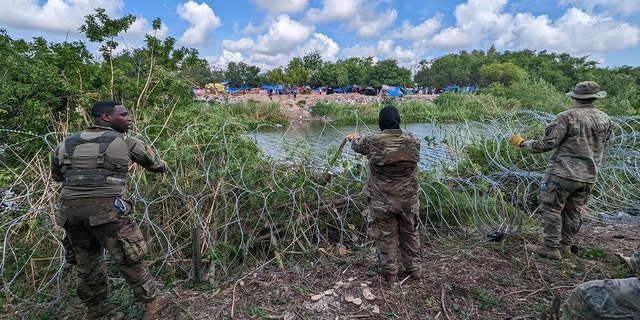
top-left (380, 85), bottom-right (403, 97)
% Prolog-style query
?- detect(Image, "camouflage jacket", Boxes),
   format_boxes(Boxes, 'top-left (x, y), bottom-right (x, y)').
top-left (524, 103), bottom-right (612, 183)
top-left (51, 126), bottom-right (165, 200)
top-left (350, 129), bottom-right (420, 203)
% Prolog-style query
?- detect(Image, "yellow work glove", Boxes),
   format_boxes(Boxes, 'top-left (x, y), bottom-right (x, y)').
top-left (510, 135), bottom-right (524, 147)
top-left (346, 133), bottom-right (359, 141)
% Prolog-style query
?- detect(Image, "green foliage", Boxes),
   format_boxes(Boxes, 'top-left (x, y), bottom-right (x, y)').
top-left (433, 92), bottom-right (514, 121)
top-left (503, 78), bottom-right (569, 114)
top-left (479, 62), bottom-right (527, 87)
top-left (471, 286), bottom-right (499, 310)
top-left (364, 59), bottom-right (412, 88)
top-left (226, 61), bottom-right (263, 88)
top-left (285, 57), bottom-right (312, 86)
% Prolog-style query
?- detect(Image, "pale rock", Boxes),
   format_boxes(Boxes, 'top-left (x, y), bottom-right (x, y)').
top-left (362, 288), bottom-right (375, 300)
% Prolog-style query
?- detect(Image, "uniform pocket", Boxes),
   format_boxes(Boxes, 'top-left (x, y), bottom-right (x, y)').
top-left (538, 175), bottom-right (557, 204)
top-left (88, 210), bottom-right (119, 226)
top-left (116, 230), bottom-right (147, 265)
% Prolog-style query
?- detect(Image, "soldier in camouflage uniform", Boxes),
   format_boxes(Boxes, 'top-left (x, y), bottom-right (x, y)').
top-left (51, 101), bottom-right (169, 319)
top-left (562, 242), bottom-right (640, 319)
top-left (511, 81), bottom-right (612, 260)
top-left (346, 106), bottom-right (422, 283)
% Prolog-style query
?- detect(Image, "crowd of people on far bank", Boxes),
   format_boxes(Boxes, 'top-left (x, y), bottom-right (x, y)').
top-left (50, 81), bottom-right (638, 319)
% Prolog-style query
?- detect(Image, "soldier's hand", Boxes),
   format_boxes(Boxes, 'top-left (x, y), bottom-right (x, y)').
top-left (346, 133), bottom-right (359, 141)
top-left (510, 134), bottom-right (525, 147)
top-left (160, 160), bottom-right (168, 172)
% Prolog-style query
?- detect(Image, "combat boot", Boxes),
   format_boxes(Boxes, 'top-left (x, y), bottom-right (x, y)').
top-left (525, 244), bottom-right (562, 260)
top-left (400, 268), bottom-right (423, 280)
top-left (142, 295), bottom-right (170, 320)
top-left (381, 273), bottom-right (398, 284)
top-left (82, 303), bottom-right (115, 320)
top-left (410, 269), bottom-right (423, 280)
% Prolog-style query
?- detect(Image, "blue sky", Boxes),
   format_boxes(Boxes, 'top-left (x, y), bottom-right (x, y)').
top-left (1, 0), bottom-right (639, 71)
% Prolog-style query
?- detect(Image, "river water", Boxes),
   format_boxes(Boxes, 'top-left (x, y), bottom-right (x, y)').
top-left (249, 121), bottom-right (454, 170)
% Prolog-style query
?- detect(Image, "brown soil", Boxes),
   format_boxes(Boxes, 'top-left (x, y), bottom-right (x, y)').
top-left (154, 219), bottom-right (637, 319)
top-left (11, 215), bottom-right (637, 319)
top-left (8, 94), bottom-right (638, 319)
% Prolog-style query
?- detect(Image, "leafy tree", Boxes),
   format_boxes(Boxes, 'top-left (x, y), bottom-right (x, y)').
top-left (301, 51), bottom-right (323, 72)
top-left (0, 30), bottom-right (99, 133)
top-left (79, 7), bottom-right (136, 99)
top-left (285, 57), bottom-right (311, 86)
top-left (266, 67), bottom-right (287, 85)
top-left (336, 57), bottom-right (374, 86)
top-left (479, 62), bottom-right (527, 87)
top-left (309, 62), bottom-right (349, 88)
top-left (364, 59), bottom-right (411, 88)
top-left (225, 61), bottom-right (262, 87)
top-left (413, 59), bottom-right (434, 87)
top-left (178, 51), bottom-right (215, 87)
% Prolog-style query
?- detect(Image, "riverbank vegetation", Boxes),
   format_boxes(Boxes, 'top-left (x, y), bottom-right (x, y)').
top-left (1, 10), bottom-right (640, 318)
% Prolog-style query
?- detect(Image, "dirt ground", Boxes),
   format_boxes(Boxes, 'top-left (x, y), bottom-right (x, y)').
top-left (150, 219), bottom-right (638, 320)
top-left (8, 95), bottom-right (639, 319)
top-left (9, 217), bottom-right (638, 319)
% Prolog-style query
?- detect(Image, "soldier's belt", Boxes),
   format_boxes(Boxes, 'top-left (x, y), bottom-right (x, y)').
top-left (62, 197), bottom-right (116, 207)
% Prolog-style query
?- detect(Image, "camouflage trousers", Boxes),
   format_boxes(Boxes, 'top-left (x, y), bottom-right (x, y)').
top-left (538, 174), bottom-right (593, 249)
top-left (58, 198), bottom-right (158, 306)
top-left (562, 277), bottom-right (640, 320)
top-left (367, 197), bottom-right (421, 277)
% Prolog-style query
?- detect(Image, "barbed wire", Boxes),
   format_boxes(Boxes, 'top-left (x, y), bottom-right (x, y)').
top-left (1, 110), bottom-right (639, 304)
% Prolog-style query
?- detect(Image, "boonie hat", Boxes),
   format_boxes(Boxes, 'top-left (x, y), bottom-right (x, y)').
top-left (566, 81), bottom-right (606, 99)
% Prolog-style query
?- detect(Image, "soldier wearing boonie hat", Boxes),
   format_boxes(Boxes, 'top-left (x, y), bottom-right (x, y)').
top-left (509, 81), bottom-right (612, 260)
top-left (565, 81), bottom-right (607, 99)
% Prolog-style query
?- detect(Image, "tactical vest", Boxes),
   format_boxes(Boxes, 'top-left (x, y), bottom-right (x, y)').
top-left (60, 130), bottom-right (128, 187)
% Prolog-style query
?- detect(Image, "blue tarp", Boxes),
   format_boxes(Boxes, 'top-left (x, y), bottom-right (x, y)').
top-left (332, 86), bottom-right (352, 93)
top-left (443, 86), bottom-right (459, 93)
top-left (380, 85), bottom-right (403, 97)
top-left (261, 84), bottom-right (285, 94)
top-left (443, 85), bottom-right (477, 93)
top-left (224, 85), bottom-right (249, 94)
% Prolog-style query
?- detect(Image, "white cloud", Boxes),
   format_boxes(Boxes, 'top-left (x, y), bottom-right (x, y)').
top-left (559, 0), bottom-right (640, 17)
top-left (222, 38), bottom-right (257, 51)
top-left (552, 8), bottom-right (639, 52)
top-left (297, 33), bottom-right (340, 62)
top-left (388, 45), bottom-right (418, 62)
top-left (349, 8), bottom-right (397, 38)
top-left (250, 0), bottom-right (308, 14)
top-left (219, 14), bottom-right (314, 69)
top-left (427, 0), bottom-right (505, 50)
top-left (253, 15), bottom-right (312, 54)
top-left (394, 14), bottom-right (443, 40)
top-left (306, 0), bottom-right (397, 38)
top-left (0, 0), bottom-right (123, 36)
top-left (342, 44), bottom-right (377, 58)
top-left (305, 0), bottom-right (362, 23)
top-left (177, 1), bottom-right (222, 46)
top-left (376, 39), bottom-right (393, 54)
top-left (246, 52), bottom-right (294, 70)
top-left (207, 50), bottom-right (245, 70)
top-left (240, 22), bottom-right (260, 34)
